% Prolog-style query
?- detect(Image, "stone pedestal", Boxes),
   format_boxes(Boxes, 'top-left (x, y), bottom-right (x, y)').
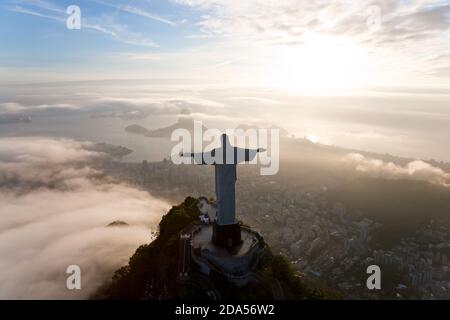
top-left (212, 222), bottom-right (242, 249)
top-left (189, 223), bottom-right (266, 285)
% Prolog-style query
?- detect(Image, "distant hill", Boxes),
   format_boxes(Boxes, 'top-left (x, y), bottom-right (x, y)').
top-left (125, 118), bottom-right (208, 138)
top-left (125, 124), bottom-right (150, 135)
top-left (107, 221), bottom-right (129, 227)
top-left (84, 142), bottom-right (132, 159)
top-left (149, 118), bottom-right (208, 138)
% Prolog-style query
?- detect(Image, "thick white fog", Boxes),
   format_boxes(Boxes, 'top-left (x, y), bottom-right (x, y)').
top-left (0, 137), bottom-right (170, 299)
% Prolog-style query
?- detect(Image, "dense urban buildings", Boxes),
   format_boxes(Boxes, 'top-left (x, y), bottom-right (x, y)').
top-left (100, 157), bottom-right (450, 299)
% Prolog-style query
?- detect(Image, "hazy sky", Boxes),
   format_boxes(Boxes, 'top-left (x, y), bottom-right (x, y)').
top-left (1, 0), bottom-right (449, 92)
top-left (0, 0), bottom-right (449, 161)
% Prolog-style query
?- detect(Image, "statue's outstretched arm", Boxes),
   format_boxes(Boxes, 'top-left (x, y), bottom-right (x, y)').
top-left (179, 151), bottom-right (213, 165)
top-left (234, 147), bottom-right (266, 162)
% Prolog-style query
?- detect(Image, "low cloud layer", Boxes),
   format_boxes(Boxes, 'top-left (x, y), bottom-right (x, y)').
top-left (345, 153), bottom-right (450, 186)
top-left (1, 81), bottom-right (449, 162)
top-left (0, 137), bottom-right (170, 299)
top-left (0, 83), bottom-right (230, 121)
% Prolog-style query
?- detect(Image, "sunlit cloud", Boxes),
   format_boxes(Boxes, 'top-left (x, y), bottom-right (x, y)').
top-left (172, 0), bottom-right (450, 91)
top-left (344, 152), bottom-right (450, 186)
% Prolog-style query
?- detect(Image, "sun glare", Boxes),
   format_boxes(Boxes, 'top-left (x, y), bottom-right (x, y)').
top-left (306, 134), bottom-right (321, 144)
top-left (270, 33), bottom-right (370, 96)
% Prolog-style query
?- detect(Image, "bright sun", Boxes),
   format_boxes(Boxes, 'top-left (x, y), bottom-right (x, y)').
top-left (306, 134), bottom-right (320, 143)
top-left (270, 33), bottom-right (370, 95)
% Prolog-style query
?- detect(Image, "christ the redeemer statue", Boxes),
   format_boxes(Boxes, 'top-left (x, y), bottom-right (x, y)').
top-left (181, 134), bottom-right (265, 249)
